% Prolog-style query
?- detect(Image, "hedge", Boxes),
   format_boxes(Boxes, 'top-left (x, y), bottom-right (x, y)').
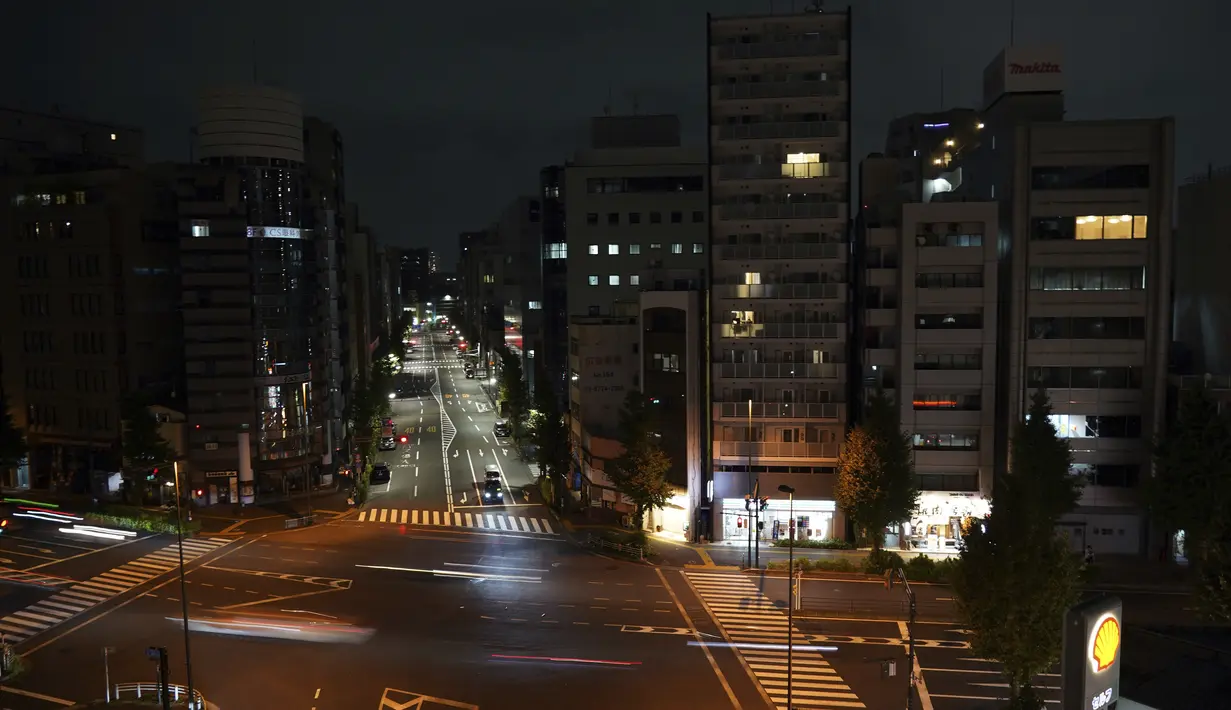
top-left (768, 550), bottom-right (958, 583)
top-left (771, 537), bottom-right (854, 550)
top-left (86, 507), bottom-right (201, 536)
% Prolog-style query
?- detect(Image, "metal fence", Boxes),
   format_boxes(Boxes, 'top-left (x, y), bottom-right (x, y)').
top-left (285, 514), bottom-right (316, 530)
top-left (112, 682), bottom-right (206, 709)
top-left (586, 534), bottom-right (644, 561)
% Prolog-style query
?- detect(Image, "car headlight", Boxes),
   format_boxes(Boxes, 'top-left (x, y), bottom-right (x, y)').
top-left (484, 493), bottom-right (490, 498)
top-left (496, 491), bottom-right (503, 497)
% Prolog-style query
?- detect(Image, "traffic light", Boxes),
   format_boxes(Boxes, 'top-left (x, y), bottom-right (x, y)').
top-left (759, 496), bottom-right (769, 511)
top-left (744, 495), bottom-right (752, 511)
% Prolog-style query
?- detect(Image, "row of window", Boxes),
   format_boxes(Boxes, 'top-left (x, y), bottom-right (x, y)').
top-left (915, 272), bottom-right (983, 289)
top-left (587, 275), bottom-right (643, 287)
top-left (14, 221), bottom-right (74, 241)
top-left (1028, 317), bottom-right (1146, 340)
top-left (652, 353), bottom-right (681, 373)
top-left (586, 243), bottom-right (703, 256)
top-left (11, 191), bottom-right (88, 207)
top-left (585, 211), bottom-right (705, 226)
top-left (16, 254), bottom-right (103, 279)
top-left (1028, 366), bottom-right (1143, 390)
top-left (1044, 414), bottom-right (1142, 439)
top-left (915, 353), bottom-right (981, 370)
top-left (1030, 165), bottom-right (1150, 191)
top-left (586, 176), bottom-right (704, 194)
top-left (1031, 215), bottom-right (1148, 241)
top-left (1028, 267), bottom-right (1146, 292)
top-left (917, 313), bottom-right (983, 329)
top-left (912, 394), bottom-right (982, 411)
top-left (913, 433), bottom-right (979, 450)
top-left (915, 232), bottom-right (984, 248)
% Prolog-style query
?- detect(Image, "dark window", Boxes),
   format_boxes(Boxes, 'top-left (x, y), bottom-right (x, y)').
top-left (1085, 464), bottom-right (1140, 488)
top-left (916, 231), bottom-right (983, 247)
top-left (1028, 267), bottom-right (1146, 291)
top-left (692, 211), bottom-right (705, 223)
top-left (607, 212), bottom-right (619, 226)
top-left (915, 272), bottom-right (984, 289)
top-left (914, 353), bottom-right (982, 370)
top-left (670, 211), bottom-right (683, 224)
top-left (585, 176), bottom-right (704, 193)
top-left (1031, 217), bottom-right (1076, 241)
top-left (649, 212), bottom-right (663, 224)
top-left (1027, 366), bottom-right (1143, 389)
top-left (916, 312), bottom-right (982, 329)
top-left (912, 433), bottom-right (979, 450)
top-left (629, 212), bottom-right (641, 224)
top-left (1031, 165), bottom-right (1150, 190)
top-left (586, 213), bottom-right (598, 226)
top-left (1028, 317), bottom-right (1145, 340)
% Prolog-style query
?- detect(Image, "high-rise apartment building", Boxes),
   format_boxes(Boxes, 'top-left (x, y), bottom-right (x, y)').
top-left (707, 8), bottom-right (852, 542)
top-left (1174, 165), bottom-right (1231, 375)
top-left (538, 166), bottom-right (569, 404)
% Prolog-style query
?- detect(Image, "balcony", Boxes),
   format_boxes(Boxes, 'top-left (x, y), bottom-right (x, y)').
top-left (713, 282), bottom-right (844, 300)
top-left (715, 82), bottom-right (842, 101)
top-left (718, 322), bottom-right (843, 339)
top-left (718, 243), bottom-right (843, 260)
top-left (716, 121), bottom-right (843, 141)
top-left (714, 362), bottom-right (843, 380)
top-left (714, 39), bottom-right (842, 61)
top-left (716, 162), bottom-right (845, 181)
top-left (714, 401), bottom-right (842, 420)
top-left (717, 441), bottom-right (840, 459)
top-left (718, 203), bottom-right (842, 220)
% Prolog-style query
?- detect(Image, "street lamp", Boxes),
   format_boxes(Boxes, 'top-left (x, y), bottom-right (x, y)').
top-left (171, 461), bottom-right (196, 708)
top-left (778, 484), bottom-right (796, 710)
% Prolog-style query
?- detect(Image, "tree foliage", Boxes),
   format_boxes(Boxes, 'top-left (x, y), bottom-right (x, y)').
top-left (529, 360), bottom-right (571, 486)
top-left (610, 391), bottom-right (673, 529)
top-left (120, 395), bottom-right (175, 471)
top-left (497, 348), bottom-right (529, 441)
top-left (1148, 384), bottom-right (1231, 621)
top-left (835, 390), bottom-right (918, 550)
top-left (0, 394), bottom-right (28, 470)
top-left (951, 388), bottom-right (1083, 709)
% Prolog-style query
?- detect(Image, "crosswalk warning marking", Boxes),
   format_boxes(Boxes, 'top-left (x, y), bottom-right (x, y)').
top-left (355, 508), bottom-right (559, 536)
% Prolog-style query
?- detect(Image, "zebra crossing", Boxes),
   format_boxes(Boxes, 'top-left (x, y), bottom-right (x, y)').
top-left (355, 508), bottom-right (557, 535)
top-left (683, 571), bottom-right (865, 710)
top-left (0, 537), bottom-right (230, 644)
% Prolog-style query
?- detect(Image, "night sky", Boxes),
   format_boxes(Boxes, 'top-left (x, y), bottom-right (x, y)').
top-left (5, 1), bottom-right (1224, 266)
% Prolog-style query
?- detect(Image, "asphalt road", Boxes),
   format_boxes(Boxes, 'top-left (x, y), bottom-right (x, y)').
top-left (4, 522), bottom-right (763, 710)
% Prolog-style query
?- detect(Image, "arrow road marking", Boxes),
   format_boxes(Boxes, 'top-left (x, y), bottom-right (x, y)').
top-left (204, 566), bottom-right (353, 589)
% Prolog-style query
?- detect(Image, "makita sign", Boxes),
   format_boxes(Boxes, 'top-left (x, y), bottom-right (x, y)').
top-left (1009, 61), bottom-right (1061, 75)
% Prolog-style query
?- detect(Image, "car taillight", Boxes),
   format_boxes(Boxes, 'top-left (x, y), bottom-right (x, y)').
top-left (399, 436), bottom-right (408, 443)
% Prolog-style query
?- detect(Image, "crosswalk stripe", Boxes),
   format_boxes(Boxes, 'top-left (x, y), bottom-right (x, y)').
top-left (0, 536), bottom-right (230, 644)
top-left (353, 508), bottom-right (560, 536)
top-left (684, 571), bottom-right (865, 710)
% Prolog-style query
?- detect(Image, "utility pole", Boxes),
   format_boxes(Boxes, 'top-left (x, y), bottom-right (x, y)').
top-left (171, 463), bottom-right (195, 707)
top-left (147, 646), bottom-right (171, 710)
top-left (886, 567), bottom-right (918, 710)
top-left (778, 484), bottom-right (797, 710)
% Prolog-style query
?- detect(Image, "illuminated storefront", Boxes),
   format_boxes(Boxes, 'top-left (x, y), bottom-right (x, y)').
top-left (904, 491), bottom-right (989, 552)
top-left (720, 498), bottom-right (837, 542)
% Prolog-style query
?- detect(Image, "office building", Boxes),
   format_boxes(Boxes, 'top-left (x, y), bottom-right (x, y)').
top-left (538, 166), bottom-right (569, 404)
top-left (564, 115), bottom-right (708, 537)
top-left (179, 86), bottom-right (317, 502)
top-left (1174, 165), bottom-right (1231, 375)
top-left (707, 8), bottom-right (852, 542)
top-left (493, 196), bottom-right (543, 394)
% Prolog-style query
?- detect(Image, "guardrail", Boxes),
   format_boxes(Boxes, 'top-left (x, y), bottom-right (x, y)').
top-left (285, 514), bottom-right (316, 530)
top-left (797, 596), bottom-right (958, 622)
top-left (112, 682), bottom-right (207, 709)
top-left (586, 534), bottom-right (645, 561)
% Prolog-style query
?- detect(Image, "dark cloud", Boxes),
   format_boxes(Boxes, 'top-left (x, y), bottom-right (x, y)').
top-left (3, 0), bottom-right (1225, 266)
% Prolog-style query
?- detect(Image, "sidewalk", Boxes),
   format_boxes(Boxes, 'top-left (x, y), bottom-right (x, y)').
top-left (193, 486), bottom-right (350, 535)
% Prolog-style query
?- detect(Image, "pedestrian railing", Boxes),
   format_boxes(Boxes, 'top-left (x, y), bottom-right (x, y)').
top-left (797, 596), bottom-right (958, 622)
top-left (285, 514), bottom-right (316, 529)
top-left (112, 682), bottom-right (208, 709)
top-left (587, 534), bottom-right (645, 561)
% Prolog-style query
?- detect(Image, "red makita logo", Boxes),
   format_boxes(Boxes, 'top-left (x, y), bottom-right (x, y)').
top-left (1009, 61), bottom-right (1061, 75)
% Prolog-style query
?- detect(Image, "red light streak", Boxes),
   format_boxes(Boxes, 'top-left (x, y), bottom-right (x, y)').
top-left (490, 654), bottom-right (641, 667)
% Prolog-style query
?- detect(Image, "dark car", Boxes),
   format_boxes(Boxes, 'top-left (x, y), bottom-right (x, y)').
top-left (481, 479), bottom-right (504, 504)
top-left (465, 370), bottom-right (475, 379)
top-left (493, 420), bottom-right (511, 437)
top-left (378, 436), bottom-right (397, 451)
top-left (370, 464), bottom-right (391, 484)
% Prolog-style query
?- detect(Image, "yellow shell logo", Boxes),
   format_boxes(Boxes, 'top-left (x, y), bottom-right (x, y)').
top-left (1090, 614), bottom-right (1121, 673)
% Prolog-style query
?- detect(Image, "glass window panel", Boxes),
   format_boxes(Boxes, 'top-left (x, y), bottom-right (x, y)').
top-left (1132, 215), bottom-right (1148, 238)
top-left (1104, 215), bottom-right (1133, 240)
top-left (1075, 216), bottom-right (1103, 240)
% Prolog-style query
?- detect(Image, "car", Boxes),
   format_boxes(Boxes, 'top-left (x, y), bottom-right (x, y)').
top-left (484, 464), bottom-right (501, 481)
top-left (481, 479), bottom-right (503, 504)
top-left (370, 464), bottom-right (391, 484)
top-left (465, 370), bottom-right (475, 379)
top-left (378, 436), bottom-right (397, 451)
top-left (493, 420), bottom-right (511, 437)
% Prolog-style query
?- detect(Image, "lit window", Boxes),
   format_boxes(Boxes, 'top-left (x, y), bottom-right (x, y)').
top-left (110, 133), bottom-right (117, 141)
top-left (630, 274), bottom-right (640, 286)
top-left (191, 220), bottom-right (210, 237)
top-left (609, 275), bottom-right (620, 286)
top-left (588, 244), bottom-right (599, 255)
top-left (588, 275), bottom-right (599, 286)
top-left (629, 244), bottom-right (641, 255)
top-left (650, 243), bottom-right (662, 250)
top-left (671, 243), bottom-right (683, 254)
top-left (692, 243), bottom-right (704, 254)
top-left (545, 243), bottom-right (567, 259)
top-left (744, 272), bottom-right (761, 285)
top-left (781, 152), bottom-right (832, 178)
top-left (528, 301), bottom-right (542, 310)
top-left (608, 244), bottom-right (619, 255)
top-left (1075, 215), bottom-right (1148, 240)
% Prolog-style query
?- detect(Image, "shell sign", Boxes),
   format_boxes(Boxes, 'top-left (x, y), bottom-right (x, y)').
top-left (1088, 613), bottom-right (1121, 673)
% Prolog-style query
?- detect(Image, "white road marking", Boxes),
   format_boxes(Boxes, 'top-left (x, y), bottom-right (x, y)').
top-left (474, 424), bottom-right (481, 431)
top-left (414, 485), bottom-right (418, 497)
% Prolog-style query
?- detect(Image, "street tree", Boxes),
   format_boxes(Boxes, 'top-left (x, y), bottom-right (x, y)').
top-left (120, 395), bottom-right (176, 504)
top-left (609, 391), bottom-right (673, 530)
top-left (529, 361), bottom-right (571, 484)
top-left (835, 390), bottom-right (918, 551)
top-left (951, 388), bottom-right (1083, 709)
top-left (1147, 384), bottom-right (1231, 621)
top-left (497, 348), bottom-right (529, 441)
top-left (0, 393), bottom-right (27, 472)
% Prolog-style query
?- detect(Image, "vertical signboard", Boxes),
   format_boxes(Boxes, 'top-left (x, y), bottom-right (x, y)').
top-left (1062, 596), bottom-right (1122, 710)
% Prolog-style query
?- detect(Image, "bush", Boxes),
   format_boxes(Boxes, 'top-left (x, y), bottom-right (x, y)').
top-left (768, 551), bottom-right (958, 583)
top-left (85, 508), bottom-right (200, 536)
top-left (771, 537), bottom-right (854, 549)
top-left (863, 549), bottom-right (906, 574)
top-left (768, 557), bottom-right (860, 574)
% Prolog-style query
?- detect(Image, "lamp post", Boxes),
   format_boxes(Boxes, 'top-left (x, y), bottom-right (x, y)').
top-left (778, 484), bottom-right (796, 710)
top-left (171, 461), bottom-right (196, 708)
top-left (746, 399), bottom-right (753, 569)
